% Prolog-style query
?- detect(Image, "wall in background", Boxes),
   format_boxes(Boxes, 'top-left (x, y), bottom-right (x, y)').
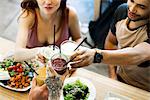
top-left (67, 0), bottom-right (94, 24)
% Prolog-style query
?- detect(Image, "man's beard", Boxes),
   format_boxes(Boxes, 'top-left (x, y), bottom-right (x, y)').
top-left (127, 8), bottom-right (149, 22)
top-left (128, 15), bottom-right (149, 22)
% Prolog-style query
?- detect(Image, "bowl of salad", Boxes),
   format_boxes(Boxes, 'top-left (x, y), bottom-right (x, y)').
top-left (60, 77), bottom-right (96, 100)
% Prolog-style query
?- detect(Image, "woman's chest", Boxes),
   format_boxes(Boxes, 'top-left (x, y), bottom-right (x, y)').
top-left (37, 24), bottom-right (62, 44)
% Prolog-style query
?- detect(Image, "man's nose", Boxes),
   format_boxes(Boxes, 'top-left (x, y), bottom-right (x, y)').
top-left (130, 4), bottom-right (137, 13)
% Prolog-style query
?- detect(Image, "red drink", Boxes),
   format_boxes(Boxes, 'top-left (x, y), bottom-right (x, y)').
top-left (51, 54), bottom-right (68, 75)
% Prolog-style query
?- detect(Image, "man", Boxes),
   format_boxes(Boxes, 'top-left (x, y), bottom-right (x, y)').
top-left (71, 0), bottom-right (150, 91)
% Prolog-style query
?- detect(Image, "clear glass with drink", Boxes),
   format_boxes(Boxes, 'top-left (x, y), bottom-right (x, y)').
top-left (49, 53), bottom-right (68, 75)
top-left (35, 66), bottom-right (46, 86)
top-left (60, 40), bottom-right (78, 59)
top-left (39, 45), bottom-right (59, 60)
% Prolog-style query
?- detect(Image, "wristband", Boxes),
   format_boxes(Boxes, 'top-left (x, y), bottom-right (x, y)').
top-left (93, 49), bottom-right (103, 63)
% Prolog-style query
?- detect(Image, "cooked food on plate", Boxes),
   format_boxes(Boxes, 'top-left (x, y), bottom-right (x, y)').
top-left (0, 58), bottom-right (35, 89)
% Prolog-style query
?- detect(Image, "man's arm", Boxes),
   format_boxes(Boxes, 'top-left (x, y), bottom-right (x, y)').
top-left (100, 42), bottom-right (150, 65)
top-left (105, 30), bottom-right (118, 50)
top-left (105, 30), bottom-right (118, 79)
top-left (70, 42), bottom-right (150, 68)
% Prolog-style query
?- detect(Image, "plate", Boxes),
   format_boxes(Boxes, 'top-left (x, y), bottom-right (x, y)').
top-left (0, 82), bottom-right (31, 92)
top-left (0, 53), bottom-right (35, 92)
top-left (60, 76), bottom-right (96, 100)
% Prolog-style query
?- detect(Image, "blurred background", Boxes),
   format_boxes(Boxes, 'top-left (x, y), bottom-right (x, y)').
top-left (0, 0), bottom-right (94, 41)
top-left (0, 0), bottom-right (119, 77)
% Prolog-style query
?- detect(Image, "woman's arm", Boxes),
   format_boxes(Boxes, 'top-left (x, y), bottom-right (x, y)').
top-left (14, 10), bottom-right (39, 61)
top-left (68, 6), bottom-right (82, 43)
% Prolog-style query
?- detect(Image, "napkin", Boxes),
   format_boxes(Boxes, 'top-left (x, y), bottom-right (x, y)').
top-left (0, 69), bottom-right (10, 80)
top-left (0, 54), bottom-right (3, 62)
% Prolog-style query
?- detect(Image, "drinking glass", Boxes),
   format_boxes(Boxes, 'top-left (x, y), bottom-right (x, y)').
top-left (49, 53), bottom-right (68, 75)
top-left (35, 66), bottom-right (46, 86)
top-left (39, 45), bottom-right (59, 60)
top-left (60, 40), bottom-right (78, 59)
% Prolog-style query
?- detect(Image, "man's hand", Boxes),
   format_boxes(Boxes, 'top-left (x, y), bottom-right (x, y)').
top-left (70, 49), bottom-right (96, 68)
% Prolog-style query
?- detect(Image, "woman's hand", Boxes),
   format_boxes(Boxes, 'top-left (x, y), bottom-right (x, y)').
top-left (36, 53), bottom-right (47, 64)
top-left (29, 78), bottom-right (49, 100)
top-left (70, 49), bottom-right (96, 68)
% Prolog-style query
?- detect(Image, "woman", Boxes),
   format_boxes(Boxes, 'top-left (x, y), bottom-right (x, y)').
top-left (14, 0), bottom-right (82, 61)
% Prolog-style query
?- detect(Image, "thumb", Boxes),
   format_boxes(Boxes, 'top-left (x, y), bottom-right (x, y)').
top-left (70, 63), bottom-right (78, 68)
top-left (31, 78), bottom-right (37, 88)
top-left (70, 60), bottom-right (82, 68)
top-left (41, 84), bottom-right (48, 90)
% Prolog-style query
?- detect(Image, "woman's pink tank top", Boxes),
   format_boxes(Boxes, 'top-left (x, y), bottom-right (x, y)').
top-left (26, 9), bottom-right (70, 48)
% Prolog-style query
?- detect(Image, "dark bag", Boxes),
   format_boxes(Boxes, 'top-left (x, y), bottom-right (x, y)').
top-left (89, 0), bottom-right (126, 49)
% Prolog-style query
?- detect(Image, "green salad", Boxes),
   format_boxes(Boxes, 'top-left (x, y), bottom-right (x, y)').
top-left (63, 80), bottom-right (89, 100)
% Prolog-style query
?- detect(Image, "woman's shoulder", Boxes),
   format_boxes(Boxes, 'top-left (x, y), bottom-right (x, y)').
top-left (67, 6), bottom-right (78, 18)
top-left (67, 6), bottom-right (79, 26)
top-left (18, 9), bottom-right (36, 28)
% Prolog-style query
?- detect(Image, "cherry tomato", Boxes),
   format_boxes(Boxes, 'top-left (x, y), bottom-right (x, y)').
top-left (17, 68), bottom-right (23, 73)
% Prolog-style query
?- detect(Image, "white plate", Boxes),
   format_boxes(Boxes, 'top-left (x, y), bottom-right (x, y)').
top-left (0, 82), bottom-right (31, 92)
top-left (60, 76), bottom-right (96, 100)
top-left (0, 51), bottom-right (33, 92)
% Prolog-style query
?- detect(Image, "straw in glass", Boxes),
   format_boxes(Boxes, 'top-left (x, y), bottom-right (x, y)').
top-left (53, 25), bottom-right (56, 50)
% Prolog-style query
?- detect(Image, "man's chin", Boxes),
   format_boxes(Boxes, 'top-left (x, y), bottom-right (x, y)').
top-left (128, 16), bottom-right (149, 22)
top-left (128, 17), bottom-right (138, 21)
